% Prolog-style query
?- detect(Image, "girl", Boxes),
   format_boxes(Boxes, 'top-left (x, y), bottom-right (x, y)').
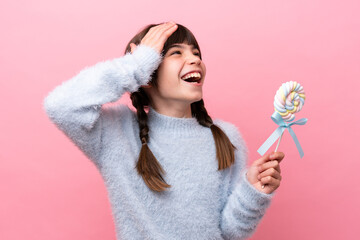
top-left (43, 21), bottom-right (284, 240)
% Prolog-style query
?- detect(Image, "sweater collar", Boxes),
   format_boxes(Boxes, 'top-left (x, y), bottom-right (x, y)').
top-left (147, 106), bottom-right (206, 137)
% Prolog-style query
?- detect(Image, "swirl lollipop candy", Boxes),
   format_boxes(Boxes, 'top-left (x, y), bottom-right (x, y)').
top-left (274, 81), bottom-right (305, 122)
top-left (257, 81), bottom-right (308, 158)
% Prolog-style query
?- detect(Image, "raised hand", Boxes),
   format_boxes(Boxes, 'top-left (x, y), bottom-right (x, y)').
top-left (130, 21), bottom-right (178, 54)
top-left (246, 152), bottom-right (285, 194)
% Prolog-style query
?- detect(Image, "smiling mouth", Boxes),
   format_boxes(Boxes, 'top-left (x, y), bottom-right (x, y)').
top-left (182, 78), bottom-right (201, 83)
top-left (181, 72), bottom-right (202, 83)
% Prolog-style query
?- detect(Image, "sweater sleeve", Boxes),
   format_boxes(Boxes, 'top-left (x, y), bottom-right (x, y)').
top-left (219, 123), bottom-right (274, 240)
top-left (43, 45), bottom-right (162, 167)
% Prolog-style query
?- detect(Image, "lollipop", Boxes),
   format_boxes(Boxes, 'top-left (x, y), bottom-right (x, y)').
top-left (274, 81), bottom-right (305, 122)
top-left (257, 81), bottom-right (308, 158)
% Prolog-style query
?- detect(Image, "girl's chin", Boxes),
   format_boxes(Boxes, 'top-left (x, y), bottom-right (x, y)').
top-left (189, 96), bottom-right (203, 103)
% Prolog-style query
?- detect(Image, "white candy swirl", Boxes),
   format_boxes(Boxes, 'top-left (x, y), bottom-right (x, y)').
top-left (274, 81), bottom-right (305, 122)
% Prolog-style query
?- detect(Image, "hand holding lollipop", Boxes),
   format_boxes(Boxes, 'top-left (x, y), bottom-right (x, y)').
top-left (258, 81), bottom-right (308, 157)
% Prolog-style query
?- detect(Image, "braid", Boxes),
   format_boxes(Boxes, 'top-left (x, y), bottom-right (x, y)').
top-left (191, 99), bottom-right (213, 127)
top-left (130, 89), bottom-right (150, 144)
top-left (191, 99), bottom-right (236, 170)
top-left (130, 88), bottom-right (171, 192)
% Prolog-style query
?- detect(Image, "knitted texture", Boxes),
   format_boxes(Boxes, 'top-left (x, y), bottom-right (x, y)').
top-left (43, 45), bottom-right (273, 240)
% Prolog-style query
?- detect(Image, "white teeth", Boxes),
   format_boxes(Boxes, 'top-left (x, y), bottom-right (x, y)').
top-left (181, 72), bottom-right (201, 80)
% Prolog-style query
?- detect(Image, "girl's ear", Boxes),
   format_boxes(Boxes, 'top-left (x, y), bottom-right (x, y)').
top-left (130, 43), bottom-right (137, 53)
top-left (141, 84), bottom-right (152, 89)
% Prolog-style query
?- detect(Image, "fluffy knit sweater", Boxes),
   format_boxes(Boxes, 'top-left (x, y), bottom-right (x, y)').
top-left (43, 45), bottom-right (273, 240)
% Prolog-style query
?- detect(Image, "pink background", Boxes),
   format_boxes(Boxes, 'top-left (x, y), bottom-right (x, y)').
top-left (1, 0), bottom-right (359, 239)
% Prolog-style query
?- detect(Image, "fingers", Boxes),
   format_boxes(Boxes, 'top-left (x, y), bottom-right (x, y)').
top-left (150, 22), bottom-right (177, 42)
top-left (258, 159), bottom-right (279, 173)
top-left (255, 152), bottom-right (284, 193)
top-left (140, 21), bottom-right (178, 53)
top-left (269, 152), bottom-right (285, 163)
top-left (151, 21), bottom-right (177, 37)
top-left (258, 166), bottom-right (281, 193)
top-left (258, 167), bottom-right (282, 181)
top-left (260, 176), bottom-right (281, 190)
top-left (251, 153), bottom-right (271, 167)
top-left (252, 151), bottom-right (285, 167)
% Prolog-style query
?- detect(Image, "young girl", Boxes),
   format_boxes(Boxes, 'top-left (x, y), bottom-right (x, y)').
top-left (43, 21), bottom-right (284, 240)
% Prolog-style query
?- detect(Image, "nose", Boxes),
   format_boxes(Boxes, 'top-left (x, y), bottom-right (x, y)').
top-left (186, 54), bottom-right (201, 65)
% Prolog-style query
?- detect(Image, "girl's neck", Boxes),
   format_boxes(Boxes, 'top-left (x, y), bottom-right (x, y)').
top-left (150, 103), bottom-right (192, 118)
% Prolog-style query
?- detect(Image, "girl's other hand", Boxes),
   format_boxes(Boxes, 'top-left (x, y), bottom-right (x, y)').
top-left (130, 21), bottom-right (178, 54)
top-left (246, 152), bottom-right (285, 194)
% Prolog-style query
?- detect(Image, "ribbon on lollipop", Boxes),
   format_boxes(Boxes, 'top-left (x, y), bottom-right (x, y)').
top-left (257, 81), bottom-right (308, 158)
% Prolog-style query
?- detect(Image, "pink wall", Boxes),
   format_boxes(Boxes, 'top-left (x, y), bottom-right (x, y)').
top-left (1, 0), bottom-right (359, 239)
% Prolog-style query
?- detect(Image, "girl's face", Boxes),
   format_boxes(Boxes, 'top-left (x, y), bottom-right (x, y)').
top-left (146, 43), bottom-right (206, 108)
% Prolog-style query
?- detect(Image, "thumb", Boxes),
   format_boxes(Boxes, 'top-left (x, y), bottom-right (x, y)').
top-left (130, 43), bottom-right (137, 53)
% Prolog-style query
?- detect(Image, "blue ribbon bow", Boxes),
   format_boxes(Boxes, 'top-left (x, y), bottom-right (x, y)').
top-left (257, 112), bottom-right (308, 158)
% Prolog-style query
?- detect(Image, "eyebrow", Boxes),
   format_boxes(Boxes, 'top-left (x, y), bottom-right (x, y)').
top-left (168, 44), bottom-right (198, 50)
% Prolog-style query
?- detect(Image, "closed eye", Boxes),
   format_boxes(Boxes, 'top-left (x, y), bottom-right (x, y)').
top-left (170, 51), bottom-right (200, 56)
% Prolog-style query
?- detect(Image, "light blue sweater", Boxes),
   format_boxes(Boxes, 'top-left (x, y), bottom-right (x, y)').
top-left (43, 45), bottom-right (273, 240)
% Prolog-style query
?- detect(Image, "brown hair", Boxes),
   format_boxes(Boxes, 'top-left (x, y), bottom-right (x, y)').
top-left (125, 23), bottom-right (236, 192)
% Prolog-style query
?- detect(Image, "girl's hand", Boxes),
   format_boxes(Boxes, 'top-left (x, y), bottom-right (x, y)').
top-left (130, 21), bottom-right (178, 54)
top-left (246, 152), bottom-right (285, 194)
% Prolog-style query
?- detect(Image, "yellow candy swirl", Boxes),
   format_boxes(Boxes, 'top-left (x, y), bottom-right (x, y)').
top-left (274, 81), bottom-right (305, 122)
